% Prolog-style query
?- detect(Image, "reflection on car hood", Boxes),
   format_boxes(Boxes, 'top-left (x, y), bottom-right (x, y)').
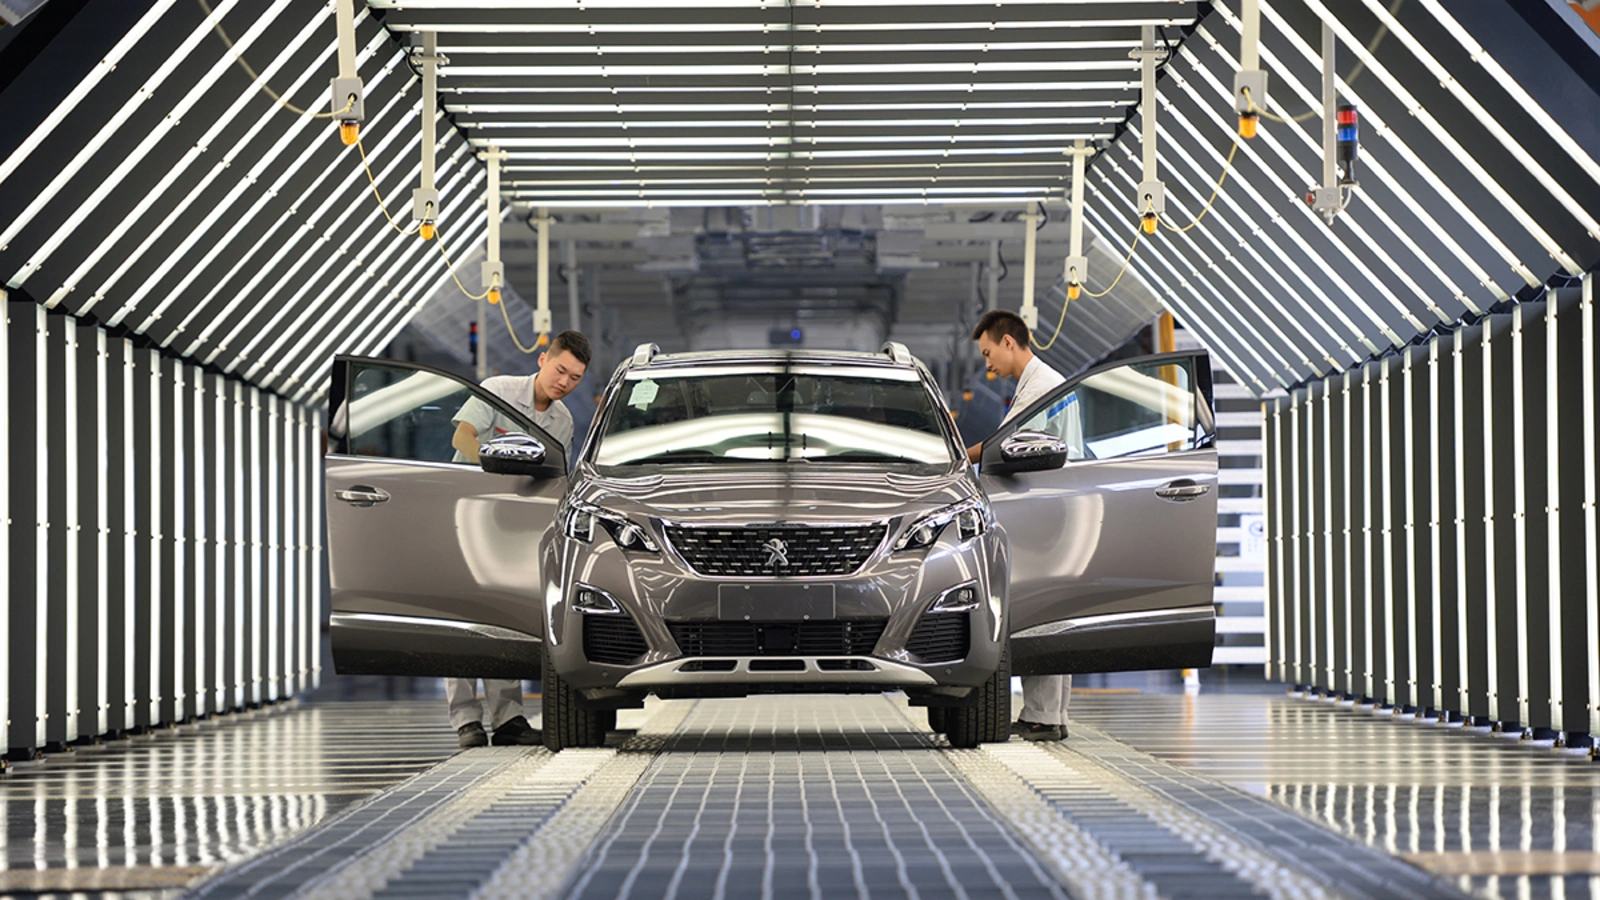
top-left (570, 465), bottom-right (976, 525)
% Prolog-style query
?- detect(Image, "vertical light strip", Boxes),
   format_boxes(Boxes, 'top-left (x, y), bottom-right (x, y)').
top-left (1362, 365), bottom-right (1375, 700)
top-left (214, 375), bottom-right (227, 713)
top-left (63, 319), bottom-right (80, 741)
top-left (1453, 330), bottom-right (1470, 715)
top-left (1342, 371), bottom-right (1354, 694)
top-left (1584, 273), bottom-right (1598, 738)
top-left (1307, 386), bottom-right (1319, 688)
top-left (250, 388), bottom-right (264, 706)
top-left (34, 306), bottom-right (49, 748)
top-left (148, 350), bottom-right (163, 726)
top-left (192, 367), bottom-right (206, 719)
top-left (1323, 380), bottom-right (1335, 690)
top-left (122, 341), bottom-right (136, 726)
top-left (1511, 308), bottom-right (1530, 731)
top-left (311, 422), bottom-right (325, 691)
top-left (232, 382), bottom-right (246, 710)
top-left (173, 363), bottom-right (187, 721)
top-left (294, 407), bottom-right (308, 692)
top-left (1546, 293), bottom-right (1563, 733)
top-left (1429, 339), bottom-right (1443, 713)
top-left (1482, 321), bottom-right (1500, 722)
top-left (1268, 400), bottom-right (1282, 681)
top-left (1289, 398), bottom-right (1303, 684)
top-left (1, 290), bottom-right (10, 755)
top-left (279, 400), bottom-right (294, 695)
top-left (1403, 351), bottom-right (1419, 710)
top-left (266, 396), bottom-right (280, 702)
top-left (1380, 358), bottom-right (1396, 706)
top-left (96, 330), bottom-right (108, 736)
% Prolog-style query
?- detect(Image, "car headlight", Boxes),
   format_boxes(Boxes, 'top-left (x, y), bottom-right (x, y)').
top-left (893, 499), bottom-right (989, 551)
top-left (561, 501), bottom-right (660, 553)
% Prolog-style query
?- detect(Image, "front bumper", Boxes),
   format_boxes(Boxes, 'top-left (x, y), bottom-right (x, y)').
top-left (540, 525), bottom-right (1007, 699)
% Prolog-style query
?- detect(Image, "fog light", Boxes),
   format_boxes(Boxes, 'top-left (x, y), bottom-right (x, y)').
top-left (574, 587), bottom-right (622, 615)
top-left (931, 585), bottom-right (979, 613)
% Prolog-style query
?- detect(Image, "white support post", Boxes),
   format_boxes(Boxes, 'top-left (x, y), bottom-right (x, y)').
top-left (329, 0), bottom-right (364, 136)
top-left (1064, 140), bottom-right (1092, 300)
top-left (1234, 0), bottom-right (1268, 135)
top-left (986, 240), bottom-right (999, 312)
top-left (1310, 22), bottom-right (1344, 223)
top-left (535, 205), bottom-right (552, 340)
top-left (1131, 26), bottom-right (1165, 228)
top-left (479, 145), bottom-right (509, 381)
top-left (1020, 202), bottom-right (1040, 331)
top-left (412, 32), bottom-right (440, 233)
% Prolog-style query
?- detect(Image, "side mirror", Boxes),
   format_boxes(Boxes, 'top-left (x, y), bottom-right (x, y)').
top-left (480, 433), bottom-right (561, 478)
top-left (996, 429), bottom-right (1068, 473)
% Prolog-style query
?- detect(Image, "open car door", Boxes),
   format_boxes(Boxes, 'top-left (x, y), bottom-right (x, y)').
top-left (980, 351), bottom-right (1218, 676)
top-left (324, 357), bottom-right (568, 678)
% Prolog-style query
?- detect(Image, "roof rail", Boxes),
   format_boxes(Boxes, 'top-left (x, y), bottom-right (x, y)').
top-left (881, 341), bottom-right (914, 366)
top-left (631, 343), bottom-right (660, 366)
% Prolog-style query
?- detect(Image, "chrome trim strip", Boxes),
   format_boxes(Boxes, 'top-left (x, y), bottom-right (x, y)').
top-left (1012, 604), bottom-right (1215, 640)
top-left (615, 657), bottom-right (938, 688)
top-left (331, 612), bottom-right (541, 644)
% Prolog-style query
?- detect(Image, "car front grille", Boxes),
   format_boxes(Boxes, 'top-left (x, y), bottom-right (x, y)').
top-left (583, 615), bottom-right (649, 665)
top-left (669, 620), bottom-right (887, 656)
top-left (662, 524), bottom-right (886, 577)
top-left (905, 612), bottom-right (970, 663)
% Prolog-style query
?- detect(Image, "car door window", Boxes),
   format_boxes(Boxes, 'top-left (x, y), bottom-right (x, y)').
top-left (332, 359), bottom-right (556, 466)
top-left (1009, 357), bottom-right (1206, 461)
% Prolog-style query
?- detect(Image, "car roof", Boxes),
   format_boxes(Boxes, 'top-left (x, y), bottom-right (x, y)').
top-left (638, 348), bottom-right (913, 370)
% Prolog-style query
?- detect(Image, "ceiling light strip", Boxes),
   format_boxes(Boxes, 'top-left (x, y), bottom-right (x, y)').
top-left (168, 71), bottom-right (423, 356)
top-left (116, 47), bottom-right (411, 331)
top-left (1291, 0), bottom-right (1576, 278)
top-left (1211, 13), bottom-right (1505, 310)
top-left (14, 0), bottom-right (300, 294)
top-left (1106, 134), bottom-right (1317, 381)
top-left (247, 142), bottom-right (479, 384)
top-left (1170, 51), bottom-right (1439, 337)
top-left (1371, 0), bottom-right (1600, 247)
top-left (281, 168), bottom-right (489, 395)
top-left (0, 0), bottom-right (178, 190)
top-left (1, 0), bottom-right (249, 279)
top-left (55, 7), bottom-right (338, 313)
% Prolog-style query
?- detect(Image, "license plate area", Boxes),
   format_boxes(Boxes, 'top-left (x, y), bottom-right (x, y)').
top-left (717, 583), bottom-right (837, 622)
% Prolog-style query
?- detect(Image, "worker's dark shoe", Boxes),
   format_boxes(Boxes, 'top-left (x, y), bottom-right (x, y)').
top-left (1011, 720), bottom-right (1068, 742)
top-left (492, 715), bottom-right (542, 746)
top-left (457, 721), bottom-right (488, 749)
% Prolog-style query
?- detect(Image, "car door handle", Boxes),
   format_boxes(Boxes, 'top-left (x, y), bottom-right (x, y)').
top-left (334, 485), bottom-right (390, 507)
top-left (1155, 480), bottom-right (1210, 502)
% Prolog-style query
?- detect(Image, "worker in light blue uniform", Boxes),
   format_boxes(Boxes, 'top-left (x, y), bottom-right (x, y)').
top-left (967, 309), bottom-right (1073, 742)
top-left (446, 330), bottom-right (589, 749)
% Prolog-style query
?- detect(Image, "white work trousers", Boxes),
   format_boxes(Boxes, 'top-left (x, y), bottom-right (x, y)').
top-left (445, 678), bottom-right (524, 731)
top-left (1020, 674), bottom-right (1072, 726)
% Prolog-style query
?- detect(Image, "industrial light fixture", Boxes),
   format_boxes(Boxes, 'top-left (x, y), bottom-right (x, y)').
top-left (1233, 0), bottom-right (1266, 139)
top-left (331, 0), bottom-right (365, 145)
top-left (1131, 26), bottom-right (1166, 233)
top-left (412, 31), bottom-right (443, 241)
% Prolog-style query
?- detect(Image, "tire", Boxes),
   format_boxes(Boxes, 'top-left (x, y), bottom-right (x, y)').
top-left (542, 649), bottom-right (608, 751)
top-left (926, 706), bottom-right (948, 734)
top-left (944, 645), bottom-right (1010, 749)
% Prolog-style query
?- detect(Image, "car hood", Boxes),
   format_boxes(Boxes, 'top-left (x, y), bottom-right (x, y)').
top-left (569, 464), bottom-right (978, 526)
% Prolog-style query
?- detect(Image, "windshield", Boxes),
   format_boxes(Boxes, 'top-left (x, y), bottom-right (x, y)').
top-left (591, 366), bottom-right (956, 468)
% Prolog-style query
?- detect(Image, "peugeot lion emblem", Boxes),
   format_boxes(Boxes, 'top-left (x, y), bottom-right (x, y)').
top-left (762, 537), bottom-right (790, 568)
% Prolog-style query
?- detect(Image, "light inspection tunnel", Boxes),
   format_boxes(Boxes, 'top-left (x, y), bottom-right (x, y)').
top-left (2, 0), bottom-right (1600, 898)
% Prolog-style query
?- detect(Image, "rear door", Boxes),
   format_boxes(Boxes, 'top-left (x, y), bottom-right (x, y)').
top-left (325, 357), bottom-right (568, 678)
top-left (980, 352), bottom-right (1218, 676)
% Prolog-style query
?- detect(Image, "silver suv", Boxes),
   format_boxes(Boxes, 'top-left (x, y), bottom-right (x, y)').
top-left (325, 343), bottom-right (1218, 750)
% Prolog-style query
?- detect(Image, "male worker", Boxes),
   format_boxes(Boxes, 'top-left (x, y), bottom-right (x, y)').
top-left (966, 309), bottom-right (1070, 742)
top-left (446, 330), bottom-right (591, 749)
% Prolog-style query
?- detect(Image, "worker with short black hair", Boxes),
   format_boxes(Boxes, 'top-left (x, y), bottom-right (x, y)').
top-left (967, 309), bottom-right (1070, 742)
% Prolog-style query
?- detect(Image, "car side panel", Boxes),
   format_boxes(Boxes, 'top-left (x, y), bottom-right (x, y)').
top-left (327, 456), bottom-right (565, 676)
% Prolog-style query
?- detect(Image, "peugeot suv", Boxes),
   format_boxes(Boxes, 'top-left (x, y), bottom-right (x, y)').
top-left (325, 343), bottom-right (1218, 750)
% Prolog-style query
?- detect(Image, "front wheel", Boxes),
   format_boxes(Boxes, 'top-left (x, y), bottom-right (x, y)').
top-left (944, 646), bottom-right (1010, 749)
top-left (542, 650), bottom-right (608, 751)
